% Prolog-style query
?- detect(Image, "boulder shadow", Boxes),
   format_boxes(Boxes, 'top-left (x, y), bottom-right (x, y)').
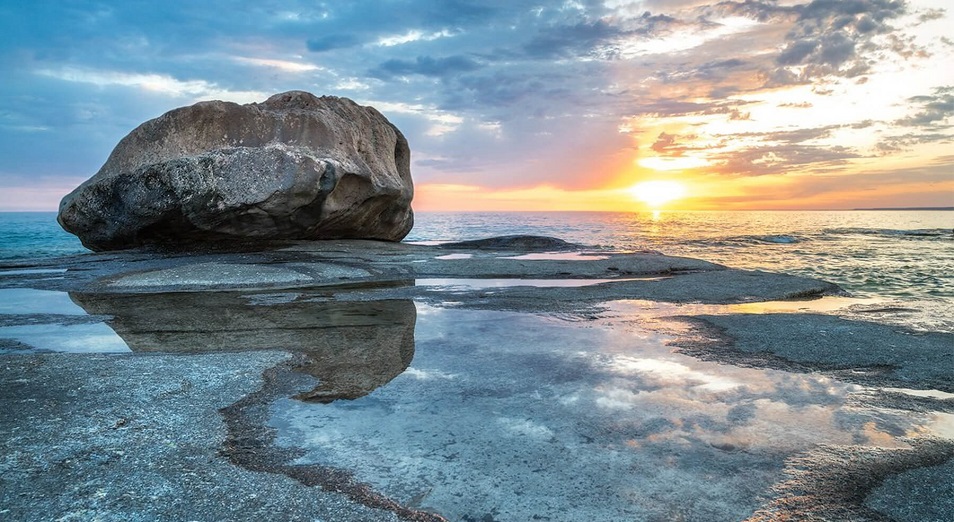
top-left (69, 290), bottom-right (416, 403)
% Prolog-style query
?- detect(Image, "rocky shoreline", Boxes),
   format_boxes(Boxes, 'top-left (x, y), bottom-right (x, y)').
top-left (1, 237), bottom-right (952, 521)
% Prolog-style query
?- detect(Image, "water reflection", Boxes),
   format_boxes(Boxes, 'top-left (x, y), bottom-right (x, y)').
top-left (70, 291), bottom-right (417, 403)
top-left (0, 288), bottom-right (87, 316)
top-left (269, 304), bottom-right (949, 521)
top-left (0, 288), bottom-right (131, 353)
top-left (498, 252), bottom-right (610, 261)
top-left (0, 322), bottom-right (130, 353)
top-left (415, 277), bottom-right (651, 289)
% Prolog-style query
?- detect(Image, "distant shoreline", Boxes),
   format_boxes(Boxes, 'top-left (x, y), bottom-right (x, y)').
top-left (853, 207), bottom-right (954, 211)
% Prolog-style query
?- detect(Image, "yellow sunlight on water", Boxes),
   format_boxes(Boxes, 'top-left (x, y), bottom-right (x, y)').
top-left (629, 181), bottom-right (687, 209)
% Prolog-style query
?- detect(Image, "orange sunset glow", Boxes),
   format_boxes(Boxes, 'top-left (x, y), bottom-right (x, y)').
top-left (1, 1), bottom-right (952, 211)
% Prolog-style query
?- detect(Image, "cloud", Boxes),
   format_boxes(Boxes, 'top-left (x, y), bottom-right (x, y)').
top-left (735, 126), bottom-right (841, 145)
top-left (916, 7), bottom-right (946, 22)
top-left (765, 0), bottom-right (913, 83)
top-left (521, 20), bottom-right (622, 59)
top-left (306, 34), bottom-right (363, 52)
top-left (896, 86), bottom-right (954, 127)
top-left (231, 57), bottom-right (322, 73)
top-left (650, 132), bottom-right (704, 156)
top-left (709, 144), bottom-right (860, 176)
top-left (370, 55), bottom-right (483, 79)
top-left (375, 29), bottom-right (455, 47)
top-left (0, 0), bottom-right (950, 210)
top-left (34, 67), bottom-right (267, 103)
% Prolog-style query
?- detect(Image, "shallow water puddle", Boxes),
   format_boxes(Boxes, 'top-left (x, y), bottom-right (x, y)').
top-left (268, 303), bottom-right (945, 521)
top-left (604, 295), bottom-right (885, 317)
top-left (0, 288), bottom-right (87, 315)
top-left (0, 323), bottom-right (130, 353)
top-left (498, 252), bottom-right (610, 261)
top-left (415, 277), bottom-right (650, 289)
top-left (0, 288), bottom-right (131, 353)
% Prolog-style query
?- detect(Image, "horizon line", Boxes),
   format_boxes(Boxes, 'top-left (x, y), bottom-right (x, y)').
top-left (3, 207), bottom-right (952, 213)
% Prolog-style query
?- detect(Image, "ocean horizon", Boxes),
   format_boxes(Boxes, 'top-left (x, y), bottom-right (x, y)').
top-left (3, 209), bottom-right (951, 332)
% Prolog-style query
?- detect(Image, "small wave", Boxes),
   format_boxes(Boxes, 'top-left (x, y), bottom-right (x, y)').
top-left (758, 235), bottom-right (800, 244)
top-left (680, 234), bottom-right (802, 248)
top-left (723, 234), bottom-right (802, 245)
top-left (824, 227), bottom-right (951, 238)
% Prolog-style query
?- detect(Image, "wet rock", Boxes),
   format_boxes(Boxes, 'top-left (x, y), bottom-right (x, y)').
top-left (674, 313), bottom-right (954, 393)
top-left (746, 439), bottom-right (954, 521)
top-left (440, 235), bottom-right (576, 251)
top-left (58, 91), bottom-right (413, 251)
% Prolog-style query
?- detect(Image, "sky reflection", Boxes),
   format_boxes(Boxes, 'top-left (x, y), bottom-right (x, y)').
top-left (0, 288), bottom-right (131, 353)
top-left (269, 303), bottom-right (945, 521)
top-left (0, 322), bottom-right (129, 353)
top-left (0, 288), bottom-right (87, 316)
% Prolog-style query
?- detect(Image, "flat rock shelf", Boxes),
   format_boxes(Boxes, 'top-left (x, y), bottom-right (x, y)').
top-left (1, 236), bottom-right (951, 521)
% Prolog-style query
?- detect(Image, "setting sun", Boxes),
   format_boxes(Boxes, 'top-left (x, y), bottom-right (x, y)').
top-left (629, 181), bottom-right (687, 209)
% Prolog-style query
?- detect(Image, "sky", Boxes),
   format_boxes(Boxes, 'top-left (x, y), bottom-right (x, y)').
top-left (1, 0), bottom-right (952, 212)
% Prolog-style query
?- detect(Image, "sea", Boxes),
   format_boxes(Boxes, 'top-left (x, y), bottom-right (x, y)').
top-left (1, 210), bottom-right (951, 329)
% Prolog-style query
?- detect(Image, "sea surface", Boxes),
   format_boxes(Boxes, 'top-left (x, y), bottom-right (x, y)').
top-left (2, 210), bottom-right (951, 329)
top-left (409, 210), bottom-right (954, 330)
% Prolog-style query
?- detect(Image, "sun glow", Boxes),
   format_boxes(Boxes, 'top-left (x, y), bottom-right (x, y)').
top-left (638, 156), bottom-right (709, 171)
top-left (629, 181), bottom-right (687, 209)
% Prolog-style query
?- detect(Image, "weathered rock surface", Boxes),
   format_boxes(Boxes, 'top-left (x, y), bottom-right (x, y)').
top-left (58, 91), bottom-right (413, 251)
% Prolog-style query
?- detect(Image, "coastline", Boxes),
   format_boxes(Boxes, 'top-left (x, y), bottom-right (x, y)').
top-left (1, 238), bottom-right (952, 520)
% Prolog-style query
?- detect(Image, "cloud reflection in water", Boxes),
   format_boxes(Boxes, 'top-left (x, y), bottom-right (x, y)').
top-left (269, 303), bottom-right (944, 521)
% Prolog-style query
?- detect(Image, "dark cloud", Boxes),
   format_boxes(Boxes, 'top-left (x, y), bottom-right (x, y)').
top-left (711, 126), bottom-right (841, 148)
top-left (897, 86), bottom-right (954, 127)
top-left (702, 125), bottom-right (858, 176)
top-left (650, 132), bottom-right (704, 156)
top-left (701, 58), bottom-right (747, 71)
top-left (306, 34), bottom-right (362, 52)
top-left (370, 55), bottom-right (483, 79)
top-left (710, 144), bottom-right (860, 176)
top-left (733, 0), bottom-right (917, 85)
top-left (653, 58), bottom-right (752, 84)
top-left (777, 39), bottom-right (820, 65)
top-left (875, 131), bottom-right (952, 153)
top-left (704, 1), bottom-right (795, 22)
top-left (522, 20), bottom-right (621, 59)
top-left (774, 31), bottom-right (867, 78)
top-left (624, 98), bottom-right (756, 120)
top-left (761, 127), bottom-right (838, 144)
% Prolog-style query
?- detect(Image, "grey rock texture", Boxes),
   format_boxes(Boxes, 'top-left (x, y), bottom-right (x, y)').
top-left (0, 352), bottom-right (409, 522)
top-left (58, 91), bottom-right (413, 251)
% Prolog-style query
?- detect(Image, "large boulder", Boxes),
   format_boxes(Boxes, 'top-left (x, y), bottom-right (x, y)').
top-left (58, 91), bottom-right (413, 251)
